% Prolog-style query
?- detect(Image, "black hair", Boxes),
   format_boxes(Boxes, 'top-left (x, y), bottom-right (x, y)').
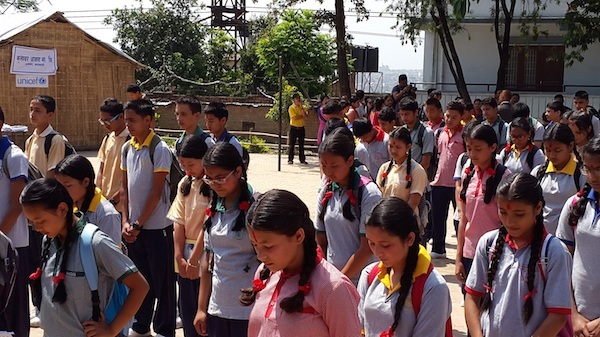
top-left (374, 98), bottom-right (384, 112)
top-left (511, 93), bottom-right (520, 100)
top-left (536, 123), bottom-right (576, 181)
top-left (240, 190), bottom-right (317, 312)
top-left (124, 99), bottom-right (154, 118)
top-left (126, 84), bottom-right (141, 93)
top-left (569, 137), bottom-right (600, 227)
top-left (568, 110), bottom-right (594, 142)
top-left (324, 118), bottom-right (347, 136)
top-left (377, 107), bottom-right (396, 122)
top-left (447, 100), bottom-right (466, 115)
top-left (319, 93), bottom-right (329, 103)
top-left (352, 118), bottom-right (373, 138)
top-left (55, 155), bottom-right (96, 213)
top-left (20, 178), bottom-right (75, 304)
top-left (356, 90), bottom-right (365, 99)
top-left (462, 120), bottom-right (481, 151)
top-left (204, 102), bottom-right (229, 120)
top-left (425, 97), bottom-right (442, 109)
top-left (292, 93), bottom-right (301, 100)
top-left (481, 97), bottom-right (498, 109)
top-left (480, 173), bottom-right (544, 324)
top-left (474, 98), bottom-right (482, 104)
top-left (176, 95), bottom-right (202, 114)
top-left (0, 106), bottom-right (4, 122)
top-left (460, 124), bottom-right (500, 204)
top-left (340, 100), bottom-right (350, 109)
top-left (574, 90), bottom-right (589, 100)
top-left (179, 135), bottom-right (210, 198)
top-left (507, 117), bottom-right (533, 148)
top-left (99, 98), bottom-right (124, 117)
top-left (397, 97), bottom-right (418, 111)
top-left (32, 95), bottom-right (56, 113)
top-left (546, 101), bottom-right (565, 114)
top-left (465, 102), bottom-right (474, 111)
top-left (365, 197), bottom-right (420, 334)
top-left (203, 142), bottom-right (250, 233)
top-left (427, 88), bottom-right (436, 96)
top-left (381, 127), bottom-right (412, 189)
top-left (512, 102), bottom-right (531, 119)
top-left (349, 95), bottom-right (360, 104)
top-left (322, 99), bottom-right (343, 116)
top-left (554, 94), bottom-right (564, 101)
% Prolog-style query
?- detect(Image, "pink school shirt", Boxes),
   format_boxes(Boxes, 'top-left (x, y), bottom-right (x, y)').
top-left (248, 259), bottom-right (361, 337)
top-left (432, 127), bottom-right (464, 187)
top-left (461, 164), bottom-right (510, 259)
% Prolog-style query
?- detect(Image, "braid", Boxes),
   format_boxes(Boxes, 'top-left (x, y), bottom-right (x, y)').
top-left (79, 186), bottom-right (96, 213)
top-left (52, 218), bottom-right (77, 303)
top-left (502, 143), bottom-right (511, 164)
top-left (535, 159), bottom-right (550, 182)
top-left (484, 161), bottom-right (502, 204)
top-left (318, 181), bottom-right (333, 223)
top-left (406, 151), bottom-right (413, 189)
top-left (199, 181), bottom-right (211, 197)
top-left (568, 183), bottom-right (592, 227)
top-left (239, 265), bottom-right (271, 306)
top-left (574, 147), bottom-right (583, 163)
top-left (280, 230), bottom-right (318, 313)
top-left (30, 238), bottom-right (52, 306)
top-left (390, 242), bottom-right (419, 333)
top-left (380, 160), bottom-right (394, 188)
top-left (523, 214), bottom-right (544, 324)
top-left (232, 177), bottom-right (251, 232)
top-left (480, 226), bottom-right (507, 312)
top-left (342, 168), bottom-right (356, 222)
top-left (203, 192), bottom-right (219, 234)
top-left (459, 163), bottom-right (475, 202)
top-left (180, 175), bottom-right (193, 197)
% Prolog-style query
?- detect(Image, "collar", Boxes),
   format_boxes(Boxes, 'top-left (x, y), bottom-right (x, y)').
top-left (34, 125), bottom-right (54, 137)
top-left (428, 120), bottom-right (443, 129)
top-left (178, 125), bottom-right (205, 141)
top-left (215, 183), bottom-right (254, 213)
top-left (377, 245), bottom-right (431, 294)
top-left (73, 188), bottom-right (105, 213)
top-left (374, 126), bottom-right (386, 142)
top-left (505, 229), bottom-right (549, 251)
top-left (475, 163), bottom-right (496, 176)
top-left (117, 128), bottom-right (130, 138)
top-left (546, 157), bottom-right (577, 176)
top-left (130, 130), bottom-right (155, 150)
top-left (445, 125), bottom-right (463, 136)
top-left (588, 188), bottom-right (598, 202)
top-left (217, 129), bottom-right (232, 142)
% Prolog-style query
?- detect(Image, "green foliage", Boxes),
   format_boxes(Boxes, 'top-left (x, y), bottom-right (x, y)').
top-left (255, 9), bottom-right (336, 98)
top-left (265, 79), bottom-right (299, 122)
top-left (240, 136), bottom-right (271, 154)
top-left (0, 0), bottom-right (41, 13)
top-left (563, 0), bottom-right (600, 66)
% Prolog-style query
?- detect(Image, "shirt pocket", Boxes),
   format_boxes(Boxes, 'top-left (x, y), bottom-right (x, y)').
top-left (64, 270), bottom-right (89, 301)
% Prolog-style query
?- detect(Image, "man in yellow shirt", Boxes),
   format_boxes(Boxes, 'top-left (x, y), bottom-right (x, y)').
top-left (288, 93), bottom-right (308, 164)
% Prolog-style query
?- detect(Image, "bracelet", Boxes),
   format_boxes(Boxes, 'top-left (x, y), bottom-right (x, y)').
top-left (187, 260), bottom-right (199, 268)
top-left (109, 198), bottom-right (118, 206)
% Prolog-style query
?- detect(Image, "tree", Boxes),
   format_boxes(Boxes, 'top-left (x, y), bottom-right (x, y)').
top-left (0, 0), bottom-right (42, 14)
top-left (240, 15), bottom-right (279, 93)
top-left (255, 9), bottom-right (336, 98)
top-left (563, 0), bottom-right (600, 67)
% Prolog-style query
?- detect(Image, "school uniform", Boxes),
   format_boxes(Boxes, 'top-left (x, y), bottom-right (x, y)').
top-left (175, 126), bottom-right (215, 152)
top-left (531, 118), bottom-right (545, 144)
top-left (452, 153), bottom-right (470, 230)
top-left (358, 246), bottom-right (451, 337)
top-left (76, 187), bottom-right (122, 244)
top-left (482, 119), bottom-right (508, 154)
top-left (24, 124), bottom-right (66, 175)
top-left (120, 130), bottom-right (176, 337)
top-left (214, 129), bottom-right (243, 157)
top-left (248, 257), bottom-right (361, 337)
top-left (466, 230), bottom-right (572, 337)
top-left (408, 122), bottom-right (434, 164)
top-left (376, 158), bottom-right (427, 215)
top-left (39, 217), bottom-right (138, 337)
top-left (167, 177), bottom-right (208, 337)
top-left (204, 185), bottom-right (260, 336)
top-left (497, 145), bottom-right (546, 174)
top-left (97, 128), bottom-right (129, 212)
top-left (288, 104), bottom-right (307, 163)
top-left (531, 157), bottom-right (585, 234)
top-left (361, 127), bottom-right (391, 179)
top-left (0, 136), bottom-right (29, 337)
top-left (557, 190), bottom-right (600, 320)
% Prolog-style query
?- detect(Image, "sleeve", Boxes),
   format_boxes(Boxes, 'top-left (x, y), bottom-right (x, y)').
top-left (229, 137), bottom-right (244, 157)
top-left (167, 177), bottom-right (187, 225)
top-left (153, 142), bottom-right (172, 173)
top-left (409, 164), bottom-right (428, 196)
top-left (354, 143), bottom-right (369, 168)
top-left (454, 153), bottom-right (466, 181)
top-left (204, 226), bottom-right (212, 252)
top-left (7, 148), bottom-right (28, 181)
top-left (412, 276), bottom-right (452, 336)
top-left (94, 204), bottom-right (123, 244)
top-left (205, 136), bottom-right (216, 149)
top-left (533, 150), bottom-right (546, 169)
top-left (465, 232), bottom-right (494, 296)
top-left (288, 105), bottom-right (296, 119)
top-left (46, 135), bottom-right (66, 171)
top-left (120, 142), bottom-right (128, 171)
top-left (556, 196), bottom-right (577, 247)
top-left (543, 239), bottom-right (573, 314)
top-left (500, 123), bottom-right (509, 148)
top-left (496, 151), bottom-right (505, 163)
top-left (422, 129), bottom-right (434, 155)
top-left (24, 136), bottom-right (32, 158)
top-left (322, 279), bottom-right (362, 337)
top-left (592, 116), bottom-right (600, 137)
top-left (97, 136), bottom-right (107, 163)
top-left (357, 264), bottom-right (374, 328)
top-left (92, 230), bottom-right (138, 282)
top-left (359, 183), bottom-right (383, 235)
top-left (314, 185), bottom-right (326, 233)
top-left (533, 122), bottom-right (545, 142)
top-left (376, 162), bottom-right (387, 187)
top-left (530, 166), bottom-right (540, 178)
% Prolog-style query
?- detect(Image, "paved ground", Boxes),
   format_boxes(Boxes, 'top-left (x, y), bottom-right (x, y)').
top-left (29, 152), bottom-right (467, 337)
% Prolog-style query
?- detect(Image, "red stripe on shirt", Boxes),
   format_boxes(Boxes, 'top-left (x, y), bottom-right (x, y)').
top-left (547, 308), bottom-right (571, 315)
top-left (465, 286), bottom-right (485, 297)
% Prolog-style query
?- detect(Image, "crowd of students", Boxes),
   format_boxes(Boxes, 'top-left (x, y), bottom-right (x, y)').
top-left (0, 83), bottom-right (599, 337)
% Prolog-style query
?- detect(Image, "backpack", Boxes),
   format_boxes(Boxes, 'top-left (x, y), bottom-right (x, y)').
top-left (222, 133), bottom-right (250, 170)
top-left (0, 232), bottom-right (17, 317)
top-left (80, 224), bottom-right (131, 335)
top-left (174, 131), bottom-right (211, 156)
top-left (502, 145), bottom-right (540, 170)
top-left (44, 131), bottom-right (76, 158)
top-left (367, 263), bottom-right (453, 337)
top-left (1, 143), bottom-right (44, 182)
top-left (416, 123), bottom-right (443, 181)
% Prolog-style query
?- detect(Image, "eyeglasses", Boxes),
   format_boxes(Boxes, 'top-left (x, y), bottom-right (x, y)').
top-left (202, 170), bottom-right (235, 186)
top-left (98, 114), bottom-right (120, 126)
top-left (581, 165), bottom-right (600, 177)
top-left (510, 134), bottom-right (528, 140)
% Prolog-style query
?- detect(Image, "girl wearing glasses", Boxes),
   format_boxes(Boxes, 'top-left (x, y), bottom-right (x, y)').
top-left (497, 117), bottom-right (545, 174)
top-left (194, 142), bottom-right (259, 337)
top-left (557, 136), bottom-right (600, 337)
top-left (166, 135), bottom-right (210, 337)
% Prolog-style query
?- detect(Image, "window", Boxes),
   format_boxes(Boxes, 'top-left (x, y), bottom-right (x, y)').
top-left (505, 45), bottom-right (565, 92)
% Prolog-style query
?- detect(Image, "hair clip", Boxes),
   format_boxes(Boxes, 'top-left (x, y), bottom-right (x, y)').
top-left (252, 279), bottom-right (266, 292)
top-left (483, 283), bottom-right (494, 294)
top-left (52, 272), bottom-right (65, 284)
top-left (523, 289), bottom-right (538, 301)
top-left (29, 267), bottom-right (42, 281)
top-left (380, 326), bottom-right (394, 337)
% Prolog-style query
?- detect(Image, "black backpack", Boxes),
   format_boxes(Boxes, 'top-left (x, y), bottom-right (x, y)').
top-left (44, 131), bottom-right (76, 158)
top-left (0, 231), bottom-right (17, 316)
top-left (2, 144), bottom-right (44, 182)
top-left (416, 123), bottom-right (443, 181)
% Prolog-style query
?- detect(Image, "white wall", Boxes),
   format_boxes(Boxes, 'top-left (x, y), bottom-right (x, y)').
top-left (466, 0), bottom-right (568, 18)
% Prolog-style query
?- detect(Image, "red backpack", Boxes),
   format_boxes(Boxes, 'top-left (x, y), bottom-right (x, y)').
top-left (367, 263), bottom-right (453, 337)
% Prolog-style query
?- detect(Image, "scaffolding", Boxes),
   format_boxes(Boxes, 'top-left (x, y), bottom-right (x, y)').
top-left (210, 0), bottom-right (249, 69)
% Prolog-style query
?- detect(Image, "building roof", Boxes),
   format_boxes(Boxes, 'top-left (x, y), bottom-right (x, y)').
top-left (0, 11), bottom-right (144, 67)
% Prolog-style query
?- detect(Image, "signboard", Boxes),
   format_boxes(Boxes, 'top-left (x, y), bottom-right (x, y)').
top-left (10, 46), bottom-right (57, 75)
top-left (15, 75), bottom-right (49, 88)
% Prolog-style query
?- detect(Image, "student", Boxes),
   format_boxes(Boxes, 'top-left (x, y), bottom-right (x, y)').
top-left (453, 121), bottom-right (480, 237)
top-left (321, 99), bottom-right (346, 122)
top-left (204, 101), bottom-right (243, 157)
top-left (424, 98), bottom-right (445, 132)
top-left (511, 102), bottom-right (545, 148)
top-left (324, 123), bottom-right (370, 178)
top-left (242, 189), bottom-right (361, 337)
top-left (347, 96), bottom-right (360, 125)
top-left (465, 173), bottom-right (572, 337)
top-left (462, 102), bottom-right (477, 125)
top-left (0, 108), bottom-right (30, 337)
top-left (21, 178), bottom-right (149, 337)
top-left (455, 124), bottom-right (510, 292)
top-left (430, 101), bottom-right (465, 259)
top-left (316, 130), bottom-right (382, 284)
top-left (55, 155), bottom-right (121, 243)
top-left (573, 90), bottom-right (600, 136)
top-left (317, 94), bottom-right (329, 145)
top-left (377, 107), bottom-right (397, 134)
top-left (358, 197), bottom-right (452, 337)
top-left (353, 118), bottom-right (391, 179)
top-left (480, 97), bottom-right (508, 154)
top-left (510, 92), bottom-right (520, 105)
top-left (399, 97), bottom-right (433, 173)
top-left (498, 117), bottom-right (546, 174)
top-left (24, 95), bottom-right (66, 178)
top-left (166, 135), bottom-right (210, 337)
top-left (532, 123), bottom-right (584, 234)
top-left (568, 110), bottom-right (594, 159)
top-left (497, 90), bottom-right (513, 123)
top-left (126, 84), bottom-right (146, 101)
top-left (545, 101), bottom-right (565, 127)
top-left (473, 99), bottom-right (483, 121)
top-left (120, 99), bottom-right (176, 337)
top-left (193, 142), bottom-right (257, 337)
top-left (369, 98), bottom-right (384, 127)
top-left (174, 96), bottom-right (215, 156)
top-left (557, 136), bottom-right (600, 336)
top-left (356, 90), bottom-right (367, 117)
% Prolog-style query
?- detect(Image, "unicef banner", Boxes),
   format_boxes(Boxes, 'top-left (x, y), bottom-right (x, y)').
top-left (15, 75), bottom-right (49, 88)
top-left (10, 45), bottom-right (57, 75)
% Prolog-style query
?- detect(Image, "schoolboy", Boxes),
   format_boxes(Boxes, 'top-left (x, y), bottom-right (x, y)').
top-left (573, 90), bottom-right (600, 136)
top-left (425, 97), bottom-right (445, 132)
top-left (322, 99), bottom-right (346, 121)
top-left (174, 96), bottom-right (215, 155)
top-left (480, 97), bottom-right (508, 153)
top-left (120, 99), bottom-right (175, 337)
top-left (473, 98), bottom-right (483, 121)
top-left (0, 107), bottom-right (29, 337)
top-left (399, 97), bottom-right (433, 171)
top-left (462, 102), bottom-right (477, 125)
top-left (376, 107), bottom-right (397, 134)
top-left (126, 84), bottom-right (145, 101)
top-left (352, 118), bottom-right (390, 179)
top-left (204, 101), bottom-right (243, 156)
top-left (24, 95), bottom-right (65, 178)
top-left (497, 89), bottom-right (513, 122)
top-left (97, 98), bottom-right (129, 211)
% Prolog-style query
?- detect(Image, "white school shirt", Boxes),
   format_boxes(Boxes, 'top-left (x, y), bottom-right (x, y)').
top-left (361, 128), bottom-right (391, 180)
top-left (0, 139), bottom-right (29, 248)
top-left (497, 146), bottom-right (546, 174)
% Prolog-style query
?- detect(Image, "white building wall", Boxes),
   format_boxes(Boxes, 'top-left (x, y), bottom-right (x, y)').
top-left (466, 0), bottom-right (568, 18)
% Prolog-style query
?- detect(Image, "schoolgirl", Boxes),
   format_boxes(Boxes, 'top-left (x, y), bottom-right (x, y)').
top-left (55, 154), bottom-right (121, 243)
top-left (21, 178), bottom-right (148, 337)
top-left (166, 135), bottom-right (210, 337)
top-left (465, 173), bottom-right (572, 337)
top-left (557, 136), bottom-right (600, 336)
top-left (498, 117), bottom-right (546, 174)
top-left (358, 197), bottom-right (452, 337)
top-left (568, 110), bottom-right (594, 161)
top-left (531, 123), bottom-right (584, 234)
top-left (452, 121), bottom-right (480, 236)
top-left (194, 142), bottom-right (258, 337)
top-left (369, 98), bottom-right (384, 127)
top-left (242, 189), bottom-right (361, 337)
top-left (316, 129), bottom-right (382, 284)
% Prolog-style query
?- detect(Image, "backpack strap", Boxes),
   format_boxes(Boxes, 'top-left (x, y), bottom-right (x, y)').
top-left (416, 123), bottom-right (425, 149)
top-left (44, 131), bottom-right (58, 157)
top-left (526, 145), bottom-right (539, 170)
top-left (460, 154), bottom-right (469, 168)
top-left (574, 162), bottom-right (582, 192)
top-left (367, 263), bottom-right (381, 286)
top-left (147, 134), bottom-right (162, 165)
top-left (1, 141), bottom-right (13, 178)
top-left (80, 224), bottom-right (101, 322)
top-left (538, 234), bottom-right (554, 284)
top-left (411, 263), bottom-right (434, 315)
top-left (223, 132), bottom-right (234, 143)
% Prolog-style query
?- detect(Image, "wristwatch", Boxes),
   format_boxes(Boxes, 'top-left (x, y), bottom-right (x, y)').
top-left (132, 221), bottom-right (142, 231)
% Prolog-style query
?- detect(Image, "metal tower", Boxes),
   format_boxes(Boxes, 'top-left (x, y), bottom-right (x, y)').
top-left (210, 0), bottom-right (249, 68)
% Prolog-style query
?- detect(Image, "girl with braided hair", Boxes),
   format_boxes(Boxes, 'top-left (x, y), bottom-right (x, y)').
top-left (498, 117), bottom-right (546, 174)
top-left (241, 189), bottom-right (361, 337)
top-left (465, 173), bottom-right (572, 337)
top-left (557, 136), bottom-right (600, 336)
top-left (194, 142), bottom-right (259, 337)
top-left (21, 178), bottom-right (148, 337)
top-left (358, 197), bottom-right (452, 337)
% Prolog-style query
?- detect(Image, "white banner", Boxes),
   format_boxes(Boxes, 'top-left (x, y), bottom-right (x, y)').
top-left (15, 75), bottom-right (49, 88)
top-left (10, 46), bottom-right (57, 75)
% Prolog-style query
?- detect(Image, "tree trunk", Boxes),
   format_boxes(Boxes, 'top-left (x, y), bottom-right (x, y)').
top-left (334, 0), bottom-right (351, 98)
top-left (495, 0), bottom-right (516, 91)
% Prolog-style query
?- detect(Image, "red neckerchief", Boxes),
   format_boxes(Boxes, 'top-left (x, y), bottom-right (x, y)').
top-left (444, 125), bottom-right (463, 138)
top-left (374, 126), bottom-right (386, 142)
top-left (474, 163), bottom-right (497, 197)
